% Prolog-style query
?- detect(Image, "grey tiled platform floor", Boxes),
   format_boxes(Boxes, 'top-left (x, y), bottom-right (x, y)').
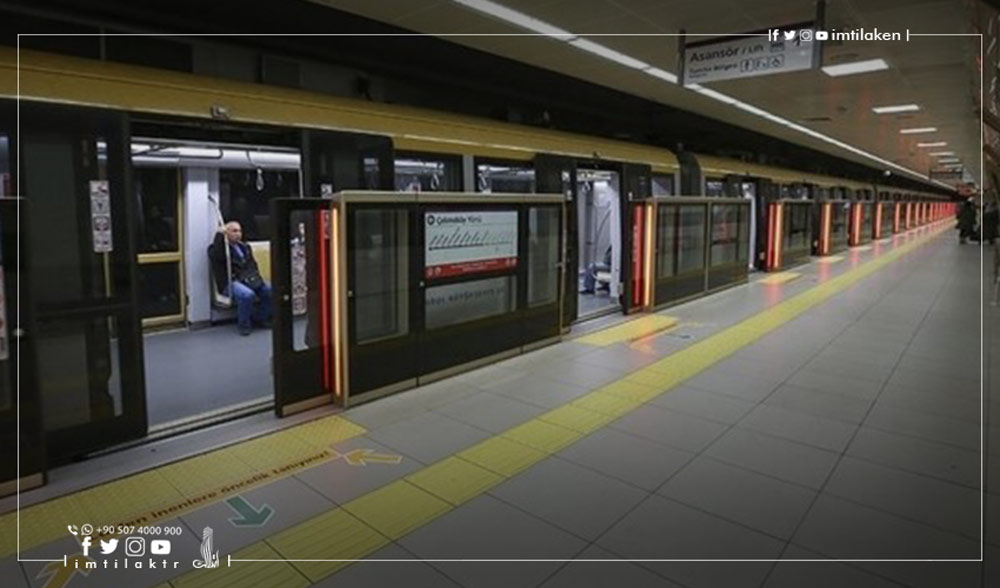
top-left (344, 230), bottom-right (991, 587)
top-left (9, 228), bottom-right (993, 588)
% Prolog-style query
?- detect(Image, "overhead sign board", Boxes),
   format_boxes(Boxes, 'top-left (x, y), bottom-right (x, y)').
top-left (424, 211), bottom-right (518, 279)
top-left (681, 25), bottom-right (819, 85)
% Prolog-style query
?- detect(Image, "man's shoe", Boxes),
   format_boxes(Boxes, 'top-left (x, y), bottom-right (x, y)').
top-left (239, 325), bottom-right (252, 336)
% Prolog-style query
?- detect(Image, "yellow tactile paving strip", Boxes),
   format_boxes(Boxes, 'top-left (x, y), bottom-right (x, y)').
top-left (576, 314), bottom-right (678, 346)
top-left (172, 542), bottom-right (309, 588)
top-left (0, 414), bottom-right (366, 558)
top-left (817, 255), bottom-right (844, 263)
top-left (756, 271), bottom-right (801, 285)
top-left (194, 223), bottom-right (948, 587)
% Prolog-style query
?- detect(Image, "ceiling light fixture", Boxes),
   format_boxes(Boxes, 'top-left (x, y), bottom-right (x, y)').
top-left (899, 127), bottom-right (938, 134)
top-left (917, 142), bottom-right (948, 147)
top-left (451, 0), bottom-right (575, 39)
top-left (645, 67), bottom-right (679, 84)
top-left (568, 38), bottom-right (650, 69)
top-left (821, 58), bottom-right (889, 77)
top-left (928, 151), bottom-right (955, 156)
top-left (872, 104), bottom-right (920, 114)
top-left (937, 158), bottom-right (960, 163)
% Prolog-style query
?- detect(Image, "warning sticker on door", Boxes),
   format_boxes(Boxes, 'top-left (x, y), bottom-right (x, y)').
top-left (90, 180), bottom-right (113, 253)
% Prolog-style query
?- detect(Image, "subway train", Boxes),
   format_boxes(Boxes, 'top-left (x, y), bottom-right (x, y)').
top-left (0, 47), bottom-right (955, 480)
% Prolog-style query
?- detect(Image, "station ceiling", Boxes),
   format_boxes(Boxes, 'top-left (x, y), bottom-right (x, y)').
top-left (313, 0), bottom-right (980, 189)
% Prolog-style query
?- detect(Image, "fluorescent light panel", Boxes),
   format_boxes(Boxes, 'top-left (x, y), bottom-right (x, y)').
top-left (929, 151), bottom-right (955, 156)
top-left (937, 158), bottom-right (960, 163)
top-left (821, 58), bottom-right (889, 77)
top-left (451, 0), bottom-right (575, 38)
top-left (899, 127), bottom-right (937, 134)
top-left (917, 142), bottom-right (948, 147)
top-left (569, 38), bottom-right (649, 69)
top-left (872, 104), bottom-right (920, 114)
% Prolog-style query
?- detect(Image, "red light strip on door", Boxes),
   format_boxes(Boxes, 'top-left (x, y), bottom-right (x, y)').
top-left (874, 203), bottom-right (883, 240)
top-left (820, 203), bottom-right (831, 255)
top-left (318, 209), bottom-right (331, 394)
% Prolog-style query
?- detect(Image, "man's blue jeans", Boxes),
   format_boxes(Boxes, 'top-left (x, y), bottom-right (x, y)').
top-left (229, 281), bottom-right (272, 329)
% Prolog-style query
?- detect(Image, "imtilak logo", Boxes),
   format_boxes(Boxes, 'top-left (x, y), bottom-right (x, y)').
top-left (767, 28), bottom-right (909, 42)
top-left (192, 526), bottom-right (221, 569)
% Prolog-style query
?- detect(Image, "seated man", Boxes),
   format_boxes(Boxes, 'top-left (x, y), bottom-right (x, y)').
top-left (210, 221), bottom-right (271, 336)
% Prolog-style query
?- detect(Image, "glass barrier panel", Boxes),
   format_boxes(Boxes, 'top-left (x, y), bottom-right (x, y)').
top-left (353, 208), bottom-right (410, 344)
top-left (656, 205), bottom-right (676, 278)
top-left (527, 206), bottom-right (560, 307)
top-left (710, 204), bottom-right (740, 266)
top-left (677, 205), bottom-right (706, 273)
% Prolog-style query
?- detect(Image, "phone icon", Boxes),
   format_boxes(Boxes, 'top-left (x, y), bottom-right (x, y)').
top-left (66, 525), bottom-right (79, 536)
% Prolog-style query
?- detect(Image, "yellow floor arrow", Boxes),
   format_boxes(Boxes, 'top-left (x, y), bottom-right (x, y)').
top-left (342, 449), bottom-right (402, 466)
top-left (37, 555), bottom-right (92, 588)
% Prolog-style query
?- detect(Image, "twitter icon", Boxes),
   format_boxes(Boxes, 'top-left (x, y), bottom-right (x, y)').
top-left (99, 538), bottom-right (119, 555)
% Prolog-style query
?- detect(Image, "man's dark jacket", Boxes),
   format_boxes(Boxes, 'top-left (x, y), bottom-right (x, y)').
top-left (209, 232), bottom-right (263, 291)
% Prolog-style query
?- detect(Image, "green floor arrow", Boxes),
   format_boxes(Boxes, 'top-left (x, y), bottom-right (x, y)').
top-left (226, 496), bottom-right (274, 527)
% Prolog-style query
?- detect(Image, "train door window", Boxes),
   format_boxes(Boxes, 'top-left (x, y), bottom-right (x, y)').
top-left (705, 177), bottom-right (725, 197)
top-left (652, 173), bottom-right (674, 196)
top-left (395, 152), bottom-right (462, 192)
top-left (476, 160), bottom-right (535, 193)
top-left (785, 205), bottom-right (809, 250)
top-left (577, 168), bottom-right (621, 318)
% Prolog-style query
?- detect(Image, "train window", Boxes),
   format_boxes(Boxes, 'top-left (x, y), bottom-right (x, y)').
top-left (652, 174), bottom-right (674, 196)
top-left (710, 204), bottom-right (741, 266)
top-left (135, 168), bottom-right (179, 253)
top-left (0, 134), bottom-right (9, 196)
top-left (395, 153), bottom-right (462, 192)
top-left (527, 206), bottom-right (559, 307)
top-left (705, 178), bottom-right (725, 197)
top-left (677, 205), bottom-right (706, 273)
top-left (138, 262), bottom-right (182, 318)
top-left (353, 208), bottom-right (410, 344)
top-left (476, 161), bottom-right (535, 193)
top-left (219, 169), bottom-right (300, 242)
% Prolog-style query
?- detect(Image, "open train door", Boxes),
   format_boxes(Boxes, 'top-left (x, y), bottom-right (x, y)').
top-left (535, 155), bottom-right (577, 329)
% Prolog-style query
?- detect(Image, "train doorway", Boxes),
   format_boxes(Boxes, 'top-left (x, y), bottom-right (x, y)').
top-left (576, 168), bottom-right (622, 319)
top-left (130, 136), bottom-right (301, 433)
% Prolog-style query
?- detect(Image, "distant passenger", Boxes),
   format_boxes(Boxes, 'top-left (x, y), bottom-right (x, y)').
top-left (983, 200), bottom-right (999, 245)
top-left (581, 245), bottom-right (612, 294)
top-left (210, 221), bottom-right (272, 336)
top-left (956, 198), bottom-right (976, 245)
